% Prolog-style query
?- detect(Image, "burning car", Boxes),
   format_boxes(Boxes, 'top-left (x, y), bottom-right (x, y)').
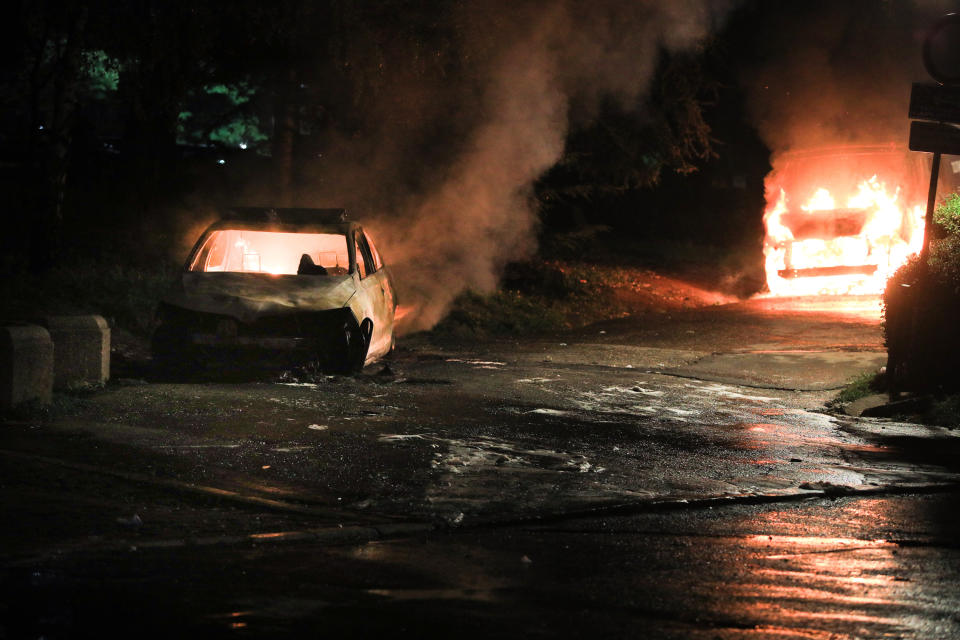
top-left (763, 146), bottom-right (927, 296)
top-left (152, 208), bottom-right (397, 373)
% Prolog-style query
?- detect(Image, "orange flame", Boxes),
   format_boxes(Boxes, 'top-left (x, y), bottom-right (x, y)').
top-left (763, 176), bottom-right (924, 296)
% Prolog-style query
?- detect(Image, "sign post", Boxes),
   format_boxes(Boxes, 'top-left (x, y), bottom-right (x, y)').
top-left (910, 13), bottom-right (960, 259)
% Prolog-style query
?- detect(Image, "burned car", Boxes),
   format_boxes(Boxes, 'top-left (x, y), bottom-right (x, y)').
top-left (152, 208), bottom-right (396, 373)
top-left (763, 146), bottom-right (927, 296)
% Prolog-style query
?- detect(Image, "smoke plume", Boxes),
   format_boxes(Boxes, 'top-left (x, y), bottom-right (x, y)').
top-left (741, 1), bottom-right (955, 201)
top-left (297, 0), bottom-right (734, 331)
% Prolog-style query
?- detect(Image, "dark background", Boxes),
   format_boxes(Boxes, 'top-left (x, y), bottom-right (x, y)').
top-left (1, 0), bottom-right (955, 313)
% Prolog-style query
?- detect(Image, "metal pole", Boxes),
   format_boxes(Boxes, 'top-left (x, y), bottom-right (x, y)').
top-left (921, 151), bottom-right (942, 262)
top-left (903, 151), bottom-right (942, 395)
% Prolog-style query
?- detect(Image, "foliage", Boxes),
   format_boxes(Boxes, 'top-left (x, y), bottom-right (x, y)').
top-left (537, 46), bottom-right (719, 209)
top-left (3, 0), bottom-right (735, 272)
top-left (80, 50), bottom-right (120, 98)
top-left (934, 191), bottom-right (960, 237)
top-left (885, 191), bottom-right (960, 390)
top-left (178, 82), bottom-right (269, 149)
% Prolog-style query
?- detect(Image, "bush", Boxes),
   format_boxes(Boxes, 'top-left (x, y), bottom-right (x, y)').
top-left (934, 192), bottom-right (960, 237)
top-left (885, 193), bottom-right (960, 391)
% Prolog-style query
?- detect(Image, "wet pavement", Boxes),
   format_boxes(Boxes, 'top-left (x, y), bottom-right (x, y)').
top-left (2, 294), bottom-right (959, 637)
top-left (3, 492), bottom-right (958, 638)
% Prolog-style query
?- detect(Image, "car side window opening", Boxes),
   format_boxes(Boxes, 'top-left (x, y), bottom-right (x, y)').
top-left (356, 233), bottom-right (379, 278)
top-left (363, 230), bottom-right (384, 271)
top-left (354, 235), bottom-right (370, 278)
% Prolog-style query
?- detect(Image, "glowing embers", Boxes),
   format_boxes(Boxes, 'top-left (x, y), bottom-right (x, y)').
top-left (763, 177), bottom-right (924, 296)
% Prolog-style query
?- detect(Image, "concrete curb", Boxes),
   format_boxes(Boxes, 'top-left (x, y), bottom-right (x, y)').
top-left (0, 325), bottom-right (54, 410)
top-left (41, 315), bottom-right (110, 389)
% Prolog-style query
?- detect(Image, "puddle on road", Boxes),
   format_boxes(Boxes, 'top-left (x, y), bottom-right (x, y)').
top-left (747, 534), bottom-right (893, 555)
top-left (694, 495), bottom-right (955, 640)
top-left (379, 432), bottom-right (599, 476)
top-left (378, 431), bottom-right (604, 517)
top-left (570, 379), bottom-right (784, 426)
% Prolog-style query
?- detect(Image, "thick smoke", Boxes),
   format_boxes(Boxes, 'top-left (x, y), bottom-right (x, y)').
top-left (297, 0), bottom-right (734, 331)
top-left (742, 1), bottom-right (957, 201)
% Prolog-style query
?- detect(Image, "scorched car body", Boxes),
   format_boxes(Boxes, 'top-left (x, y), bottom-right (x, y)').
top-left (152, 208), bottom-right (397, 373)
top-left (763, 146), bottom-right (927, 295)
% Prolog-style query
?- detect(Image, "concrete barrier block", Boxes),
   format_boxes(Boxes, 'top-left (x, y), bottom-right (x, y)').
top-left (0, 325), bottom-right (54, 409)
top-left (42, 315), bottom-right (111, 388)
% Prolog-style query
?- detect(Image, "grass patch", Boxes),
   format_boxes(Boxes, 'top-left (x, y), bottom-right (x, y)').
top-left (829, 371), bottom-right (884, 407)
top-left (429, 259), bottom-right (730, 340)
top-left (827, 372), bottom-right (960, 429)
top-left (431, 290), bottom-right (566, 339)
top-left (926, 395), bottom-right (960, 428)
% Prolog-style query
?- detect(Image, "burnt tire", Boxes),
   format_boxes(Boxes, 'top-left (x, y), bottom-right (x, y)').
top-left (332, 320), bottom-right (371, 375)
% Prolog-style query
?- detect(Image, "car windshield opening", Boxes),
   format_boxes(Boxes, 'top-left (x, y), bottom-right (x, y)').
top-left (189, 230), bottom-right (350, 275)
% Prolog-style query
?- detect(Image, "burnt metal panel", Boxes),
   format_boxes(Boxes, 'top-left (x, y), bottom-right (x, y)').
top-left (780, 208), bottom-right (869, 240)
top-left (223, 208), bottom-right (348, 224)
top-left (777, 265), bottom-right (878, 279)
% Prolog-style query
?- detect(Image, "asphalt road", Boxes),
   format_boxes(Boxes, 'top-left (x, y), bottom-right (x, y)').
top-left (2, 294), bottom-right (959, 638)
top-left (4, 492), bottom-right (957, 638)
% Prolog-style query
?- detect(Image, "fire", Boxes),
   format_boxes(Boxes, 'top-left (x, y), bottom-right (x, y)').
top-left (763, 176), bottom-right (925, 296)
top-left (802, 188), bottom-right (836, 212)
top-left (190, 229), bottom-right (351, 276)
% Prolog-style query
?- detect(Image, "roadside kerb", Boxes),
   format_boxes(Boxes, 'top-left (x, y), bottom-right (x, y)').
top-left (41, 315), bottom-right (110, 389)
top-left (0, 325), bottom-right (54, 410)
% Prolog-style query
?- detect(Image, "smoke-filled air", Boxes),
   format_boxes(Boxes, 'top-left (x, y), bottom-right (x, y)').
top-left (742, 1), bottom-right (956, 203)
top-left (291, 0), bottom-right (735, 331)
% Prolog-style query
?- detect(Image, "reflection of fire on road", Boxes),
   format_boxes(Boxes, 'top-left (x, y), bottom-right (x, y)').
top-left (762, 147), bottom-right (927, 297)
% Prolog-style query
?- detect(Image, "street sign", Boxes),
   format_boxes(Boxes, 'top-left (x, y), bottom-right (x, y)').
top-left (909, 83), bottom-right (960, 123)
top-left (909, 120), bottom-right (960, 155)
top-left (923, 12), bottom-right (960, 84)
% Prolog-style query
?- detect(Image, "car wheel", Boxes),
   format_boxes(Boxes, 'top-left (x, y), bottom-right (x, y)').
top-left (335, 320), bottom-right (371, 374)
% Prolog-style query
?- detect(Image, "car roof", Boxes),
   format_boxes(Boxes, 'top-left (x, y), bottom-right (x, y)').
top-left (211, 207), bottom-right (358, 234)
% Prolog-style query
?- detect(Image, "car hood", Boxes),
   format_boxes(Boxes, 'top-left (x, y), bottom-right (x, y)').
top-left (163, 272), bottom-right (356, 323)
